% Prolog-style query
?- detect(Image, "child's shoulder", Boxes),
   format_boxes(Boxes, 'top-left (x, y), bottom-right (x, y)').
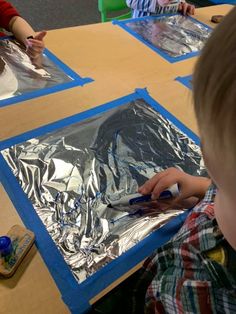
top-left (180, 184), bottom-right (216, 229)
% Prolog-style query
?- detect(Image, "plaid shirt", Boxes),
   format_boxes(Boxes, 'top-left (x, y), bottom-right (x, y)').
top-left (134, 186), bottom-right (236, 313)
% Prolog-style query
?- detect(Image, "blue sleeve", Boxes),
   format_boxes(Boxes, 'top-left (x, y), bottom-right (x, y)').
top-left (126, 0), bottom-right (157, 13)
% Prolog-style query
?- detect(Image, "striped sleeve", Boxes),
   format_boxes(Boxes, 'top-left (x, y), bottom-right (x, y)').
top-left (156, 0), bottom-right (180, 14)
top-left (126, 0), bottom-right (158, 13)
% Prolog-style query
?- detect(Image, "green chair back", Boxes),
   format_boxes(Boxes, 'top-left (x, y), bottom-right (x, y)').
top-left (98, 0), bottom-right (131, 23)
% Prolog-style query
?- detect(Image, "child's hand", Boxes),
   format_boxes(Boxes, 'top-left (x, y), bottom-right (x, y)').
top-left (138, 168), bottom-right (211, 210)
top-left (26, 31), bottom-right (47, 61)
top-left (178, 2), bottom-right (195, 15)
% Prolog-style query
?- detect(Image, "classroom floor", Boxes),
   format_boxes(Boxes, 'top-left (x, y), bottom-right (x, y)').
top-left (10, 0), bottom-right (100, 30)
top-left (10, 0), bottom-right (215, 31)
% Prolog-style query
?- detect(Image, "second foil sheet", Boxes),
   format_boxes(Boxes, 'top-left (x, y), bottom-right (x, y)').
top-left (0, 39), bottom-right (73, 101)
top-left (125, 15), bottom-right (211, 58)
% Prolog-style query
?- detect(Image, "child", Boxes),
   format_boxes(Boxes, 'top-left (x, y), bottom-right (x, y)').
top-left (0, 0), bottom-right (46, 61)
top-left (134, 7), bottom-right (236, 313)
top-left (92, 7), bottom-right (236, 314)
top-left (126, 0), bottom-right (195, 18)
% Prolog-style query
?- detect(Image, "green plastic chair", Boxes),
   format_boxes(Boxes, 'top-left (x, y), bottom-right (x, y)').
top-left (98, 0), bottom-right (131, 23)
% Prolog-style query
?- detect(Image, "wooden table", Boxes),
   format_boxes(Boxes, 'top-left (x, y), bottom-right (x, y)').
top-left (0, 5), bottom-right (233, 313)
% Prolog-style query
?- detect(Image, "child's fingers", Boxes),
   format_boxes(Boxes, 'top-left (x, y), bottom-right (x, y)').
top-left (26, 32), bottom-right (46, 59)
top-left (151, 174), bottom-right (178, 200)
top-left (28, 46), bottom-right (43, 54)
top-left (27, 40), bottom-right (45, 52)
top-left (138, 171), bottom-right (168, 194)
top-left (151, 197), bottom-right (182, 211)
top-left (186, 4), bottom-right (195, 15)
top-left (27, 48), bottom-right (43, 60)
top-left (28, 39), bottom-right (44, 47)
top-left (139, 167), bottom-right (182, 195)
top-left (34, 31), bottom-right (47, 41)
top-left (190, 5), bottom-right (195, 15)
top-left (26, 39), bottom-right (45, 59)
top-left (182, 3), bottom-right (188, 15)
top-left (155, 195), bottom-right (198, 211)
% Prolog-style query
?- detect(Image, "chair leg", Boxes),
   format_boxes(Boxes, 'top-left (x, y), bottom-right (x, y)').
top-left (101, 12), bottom-right (107, 23)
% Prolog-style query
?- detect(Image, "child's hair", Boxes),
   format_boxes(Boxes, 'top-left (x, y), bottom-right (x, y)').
top-left (193, 7), bottom-right (236, 161)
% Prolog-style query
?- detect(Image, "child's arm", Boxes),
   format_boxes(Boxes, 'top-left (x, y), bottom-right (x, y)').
top-left (8, 16), bottom-right (36, 45)
top-left (139, 167), bottom-right (211, 209)
top-left (9, 16), bottom-right (47, 61)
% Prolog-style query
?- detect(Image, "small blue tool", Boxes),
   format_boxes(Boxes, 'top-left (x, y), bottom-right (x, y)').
top-left (0, 225), bottom-right (35, 277)
top-left (0, 236), bottom-right (13, 258)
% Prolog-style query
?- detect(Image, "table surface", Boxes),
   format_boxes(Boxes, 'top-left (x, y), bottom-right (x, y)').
top-left (0, 5), bottom-right (233, 314)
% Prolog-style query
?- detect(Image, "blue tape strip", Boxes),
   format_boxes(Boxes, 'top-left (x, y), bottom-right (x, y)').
top-left (113, 13), bottom-right (212, 63)
top-left (43, 48), bottom-right (92, 83)
top-left (175, 74), bottom-right (193, 90)
top-left (0, 42), bottom-right (93, 108)
top-left (0, 88), bottom-right (199, 313)
top-left (0, 79), bottom-right (92, 109)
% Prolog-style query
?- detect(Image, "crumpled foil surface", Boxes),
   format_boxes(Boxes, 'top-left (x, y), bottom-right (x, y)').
top-left (126, 15), bottom-right (211, 57)
top-left (2, 98), bottom-right (204, 283)
top-left (0, 39), bottom-right (72, 100)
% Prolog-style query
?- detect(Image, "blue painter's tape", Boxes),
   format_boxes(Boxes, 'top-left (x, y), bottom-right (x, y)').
top-left (175, 74), bottom-right (193, 90)
top-left (0, 89), bottom-right (199, 313)
top-left (0, 79), bottom-right (91, 109)
top-left (114, 13), bottom-right (212, 63)
top-left (0, 38), bottom-right (93, 108)
top-left (42, 48), bottom-right (92, 83)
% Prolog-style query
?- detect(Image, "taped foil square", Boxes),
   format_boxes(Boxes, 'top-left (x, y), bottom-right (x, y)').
top-left (125, 15), bottom-right (211, 58)
top-left (0, 39), bottom-right (72, 101)
top-left (2, 98), bottom-right (204, 283)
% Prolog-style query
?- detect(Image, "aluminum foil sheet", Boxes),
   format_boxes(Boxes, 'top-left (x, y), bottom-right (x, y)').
top-left (0, 39), bottom-right (72, 100)
top-left (126, 15), bottom-right (211, 57)
top-left (2, 98), bottom-right (204, 283)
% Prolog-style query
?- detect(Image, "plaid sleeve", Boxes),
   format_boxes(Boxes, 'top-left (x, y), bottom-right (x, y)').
top-left (0, 0), bottom-right (20, 31)
top-left (196, 184), bottom-right (216, 208)
top-left (189, 184), bottom-right (216, 219)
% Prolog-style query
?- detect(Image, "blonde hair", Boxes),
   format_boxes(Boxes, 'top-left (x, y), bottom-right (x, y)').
top-left (193, 7), bottom-right (236, 159)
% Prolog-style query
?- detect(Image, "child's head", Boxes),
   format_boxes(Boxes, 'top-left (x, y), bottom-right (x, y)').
top-left (193, 7), bottom-right (236, 249)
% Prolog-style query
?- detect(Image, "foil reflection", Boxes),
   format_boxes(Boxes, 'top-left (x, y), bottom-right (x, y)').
top-left (0, 39), bottom-right (72, 100)
top-left (126, 15), bottom-right (211, 58)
